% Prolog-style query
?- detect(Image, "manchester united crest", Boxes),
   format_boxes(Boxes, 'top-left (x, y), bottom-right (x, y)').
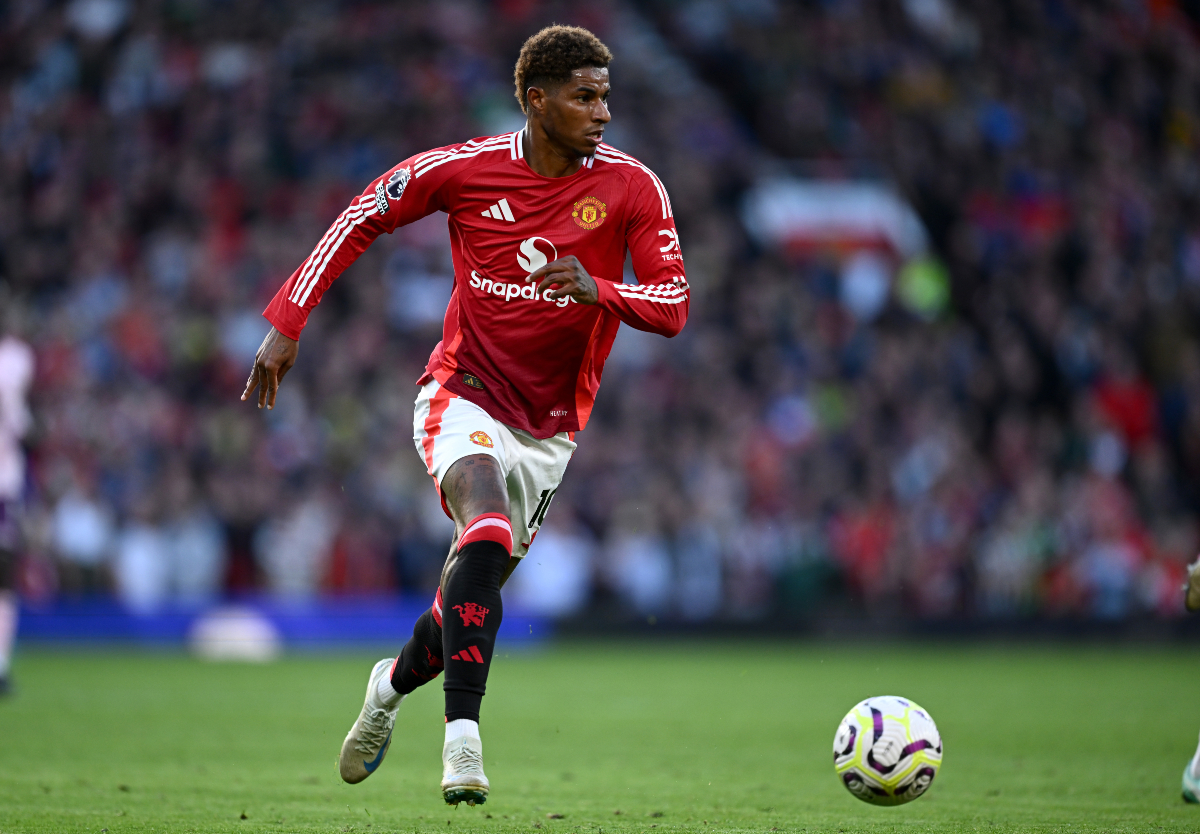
top-left (469, 431), bottom-right (494, 448)
top-left (572, 196), bottom-right (607, 230)
top-left (453, 602), bottom-right (489, 627)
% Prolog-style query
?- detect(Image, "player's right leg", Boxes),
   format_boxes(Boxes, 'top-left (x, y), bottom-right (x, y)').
top-left (338, 657), bottom-right (406, 783)
top-left (338, 592), bottom-right (449, 782)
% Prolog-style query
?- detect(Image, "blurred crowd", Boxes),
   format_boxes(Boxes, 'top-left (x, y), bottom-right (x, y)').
top-left (2, 0), bottom-right (1199, 623)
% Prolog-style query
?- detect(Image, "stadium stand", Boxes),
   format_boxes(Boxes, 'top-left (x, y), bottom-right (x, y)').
top-left (2, 0), bottom-right (1199, 625)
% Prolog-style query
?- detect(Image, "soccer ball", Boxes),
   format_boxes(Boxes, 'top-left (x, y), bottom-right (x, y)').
top-left (832, 695), bottom-right (942, 806)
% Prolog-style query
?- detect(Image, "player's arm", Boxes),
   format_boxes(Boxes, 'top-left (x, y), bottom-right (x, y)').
top-left (242, 157), bottom-right (447, 408)
top-left (241, 327), bottom-right (298, 410)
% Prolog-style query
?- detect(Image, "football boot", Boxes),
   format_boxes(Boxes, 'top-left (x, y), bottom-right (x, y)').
top-left (441, 735), bottom-right (489, 806)
top-left (338, 658), bottom-right (404, 783)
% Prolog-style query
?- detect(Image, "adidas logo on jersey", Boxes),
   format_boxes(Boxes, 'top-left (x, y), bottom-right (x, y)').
top-left (481, 198), bottom-right (516, 222)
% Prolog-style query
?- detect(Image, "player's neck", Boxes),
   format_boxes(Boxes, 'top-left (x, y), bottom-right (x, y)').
top-left (522, 123), bottom-right (587, 179)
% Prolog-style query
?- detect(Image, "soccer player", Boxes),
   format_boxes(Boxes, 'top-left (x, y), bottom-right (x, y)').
top-left (240, 26), bottom-right (688, 805)
top-left (1182, 559), bottom-right (1200, 802)
top-left (0, 309), bottom-right (34, 696)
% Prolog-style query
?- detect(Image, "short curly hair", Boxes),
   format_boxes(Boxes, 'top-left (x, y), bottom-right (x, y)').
top-left (513, 25), bottom-right (613, 115)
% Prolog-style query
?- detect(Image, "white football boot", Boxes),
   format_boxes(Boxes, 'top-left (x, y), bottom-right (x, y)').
top-left (339, 658), bottom-right (404, 783)
top-left (1184, 736), bottom-right (1200, 804)
top-left (1183, 758), bottom-right (1200, 803)
top-left (441, 735), bottom-right (489, 805)
top-left (1184, 558), bottom-right (1200, 613)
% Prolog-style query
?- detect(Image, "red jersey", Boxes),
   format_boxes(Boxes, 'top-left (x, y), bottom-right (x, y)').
top-left (264, 130), bottom-right (688, 438)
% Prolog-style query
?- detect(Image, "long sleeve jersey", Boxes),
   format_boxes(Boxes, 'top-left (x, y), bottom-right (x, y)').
top-left (264, 129), bottom-right (688, 438)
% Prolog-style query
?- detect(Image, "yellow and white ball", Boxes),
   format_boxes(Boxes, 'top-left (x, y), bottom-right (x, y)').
top-left (833, 695), bottom-right (942, 806)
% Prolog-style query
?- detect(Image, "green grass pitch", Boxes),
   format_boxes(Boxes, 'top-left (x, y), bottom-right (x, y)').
top-left (1, 641), bottom-right (1198, 833)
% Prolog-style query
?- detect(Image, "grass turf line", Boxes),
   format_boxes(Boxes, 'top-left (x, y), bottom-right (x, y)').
top-left (0, 643), bottom-right (1197, 833)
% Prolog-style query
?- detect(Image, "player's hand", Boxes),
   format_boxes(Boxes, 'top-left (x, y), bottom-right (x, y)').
top-left (240, 327), bottom-right (298, 410)
top-left (527, 256), bottom-right (599, 305)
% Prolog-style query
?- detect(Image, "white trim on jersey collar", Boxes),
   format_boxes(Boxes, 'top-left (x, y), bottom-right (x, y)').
top-left (511, 126), bottom-right (595, 168)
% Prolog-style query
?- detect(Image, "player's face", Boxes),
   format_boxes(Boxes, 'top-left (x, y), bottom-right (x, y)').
top-left (540, 67), bottom-right (611, 156)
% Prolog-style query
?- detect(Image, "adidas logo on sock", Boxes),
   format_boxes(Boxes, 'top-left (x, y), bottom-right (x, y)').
top-left (451, 646), bottom-right (485, 663)
top-left (481, 198), bottom-right (515, 222)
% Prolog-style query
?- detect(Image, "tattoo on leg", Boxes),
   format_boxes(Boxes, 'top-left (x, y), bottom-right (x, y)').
top-left (442, 454), bottom-right (509, 535)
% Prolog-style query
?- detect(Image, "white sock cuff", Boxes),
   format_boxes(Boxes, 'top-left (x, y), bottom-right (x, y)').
top-left (445, 718), bottom-right (480, 743)
top-left (376, 674), bottom-right (401, 706)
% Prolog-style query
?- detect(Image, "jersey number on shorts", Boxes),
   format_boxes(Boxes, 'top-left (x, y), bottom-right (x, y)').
top-left (528, 488), bottom-right (557, 529)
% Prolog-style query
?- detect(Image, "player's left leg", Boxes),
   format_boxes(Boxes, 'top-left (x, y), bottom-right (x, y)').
top-left (1182, 560), bottom-right (1200, 801)
top-left (437, 454), bottom-right (512, 806)
top-left (1184, 729), bottom-right (1200, 803)
top-left (0, 501), bottom-right (18, 696)
top-left (435, 426), bottom-right (574, 806)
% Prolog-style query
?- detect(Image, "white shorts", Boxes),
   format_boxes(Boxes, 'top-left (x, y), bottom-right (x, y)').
top-left (413, 379), bottom-right (576, 560)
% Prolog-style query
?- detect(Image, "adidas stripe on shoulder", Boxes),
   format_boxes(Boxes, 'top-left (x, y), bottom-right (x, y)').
top-left (289, 194), bottom-right (379, 306)
top-left (594, 144), bottom-right (673, 220)
top-left (414, 133), bottom-right (516, 178)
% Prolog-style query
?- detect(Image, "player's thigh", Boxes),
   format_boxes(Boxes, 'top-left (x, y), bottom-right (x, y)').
top-left (504, 430), bottom-right (576, 561)
top-left (414, 381), bottom-right (515, 587)
top-left (412, 380), bottom-right (510, 518)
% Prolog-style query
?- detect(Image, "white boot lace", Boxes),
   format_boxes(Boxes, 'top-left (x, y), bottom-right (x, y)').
top-left (447, 740), bottom-right (484, 775)
top-left (354, 708), bottom-right (396, 755)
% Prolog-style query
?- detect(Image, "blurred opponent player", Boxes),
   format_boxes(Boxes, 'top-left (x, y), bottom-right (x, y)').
top-left (0, 305), bottom-right (35, 696)
top-left (1181, 560), bottom-right (1200, 802)
top-left (240, 26), bottom-right (688, 804)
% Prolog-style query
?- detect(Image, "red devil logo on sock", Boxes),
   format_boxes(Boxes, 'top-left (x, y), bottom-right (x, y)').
top-left (453, 602), bottom-right (489, 627)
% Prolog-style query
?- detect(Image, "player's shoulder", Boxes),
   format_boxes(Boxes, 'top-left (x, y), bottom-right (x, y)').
top-left (592, 143), bottom-right (673, 218)
top-left (593, 144), bottom-right (664, 185)
top-left (408, 132), bottom-right (523, 180)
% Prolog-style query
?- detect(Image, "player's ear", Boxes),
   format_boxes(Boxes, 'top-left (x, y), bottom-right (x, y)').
top-left (526, 86), bottom-right (545, 115)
